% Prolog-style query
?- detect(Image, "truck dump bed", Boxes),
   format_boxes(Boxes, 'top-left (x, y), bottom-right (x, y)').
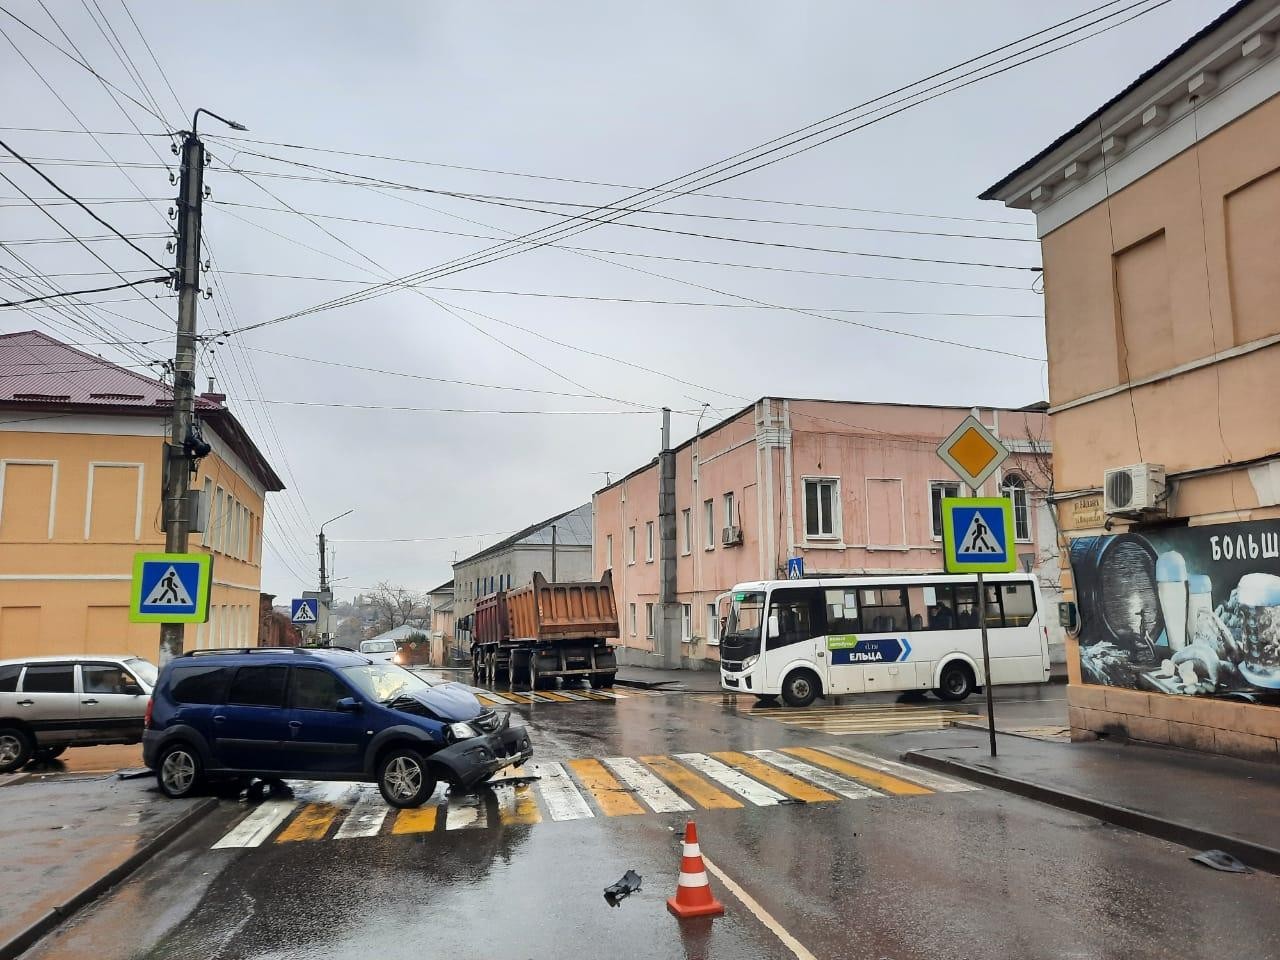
top-left (507, 570), bottom-right (619, 642)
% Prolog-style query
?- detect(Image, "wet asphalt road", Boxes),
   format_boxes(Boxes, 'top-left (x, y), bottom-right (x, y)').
top-left (22, 685), bottom-right (1280, 960)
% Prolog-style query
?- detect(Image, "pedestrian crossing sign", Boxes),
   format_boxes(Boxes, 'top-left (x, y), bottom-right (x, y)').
top-left (940, 498), bottom-right (1016, 573)
top-left (129, 552), bottom-right (213, 623)
top-left (291, 598), bottom-right (319, 624)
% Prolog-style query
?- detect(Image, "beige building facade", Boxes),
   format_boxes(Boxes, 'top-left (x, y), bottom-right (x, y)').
top-left (984, 0), bottom-right (1280, 761)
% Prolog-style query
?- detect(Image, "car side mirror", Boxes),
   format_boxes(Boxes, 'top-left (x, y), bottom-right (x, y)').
top-left (336, 697), bottom-right (362, 712)
top-left (767, 614), bottom-right (780, 640)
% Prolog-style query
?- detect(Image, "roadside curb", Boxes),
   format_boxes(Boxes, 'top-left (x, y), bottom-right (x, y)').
top-left (902, 749), bottom-right (1280, 876)
top-left (0, 795), bottom-right (218, 960)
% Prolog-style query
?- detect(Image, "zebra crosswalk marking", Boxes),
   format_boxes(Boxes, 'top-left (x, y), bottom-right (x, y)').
top-left (536, 691), bottom-right (572, 702)
top-left (333, 786), bottom-right (390, 839)
top-left (675, 753), bottom-right (788, 806)
top-left (602, 757), bottom-right (692, 813)
top-left (566, 758), bottom-right (646, 816)
top-left (528, 761), bottom-right (594, 821)
top-left (275, 802), bottom-right (341, 843)
top-left (640, 755), bottom-right (742, 810)
top-left (444, 792), bottom-right (485, 830)
top-left (495, 765), bottom-right (541, 826)
top-left (783, 747), bottom-right (931, 796)
top-left (391, 804), bottom-right (439, 835)
top-left (746, 749), bottom-right (883, 800)
top-left (709, 751), bottom-right (837, 803)
top-left (819, 745), bottom-right (978, 793)
top-left (212, 799), bottom-right (295, 849)
top-left (212, 747), bottom-right (967, 849)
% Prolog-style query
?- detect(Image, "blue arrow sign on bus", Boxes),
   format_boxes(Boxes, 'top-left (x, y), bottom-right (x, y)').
top-left (828, 636), bottom-right (912, 665)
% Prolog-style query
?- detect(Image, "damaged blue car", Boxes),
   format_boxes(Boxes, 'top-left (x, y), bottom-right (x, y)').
top-left (143, 647), bottom-right (531, 807)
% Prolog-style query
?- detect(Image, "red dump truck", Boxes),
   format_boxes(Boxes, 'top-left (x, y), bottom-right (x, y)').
top-left (471, 571), bottom-right (619, 690)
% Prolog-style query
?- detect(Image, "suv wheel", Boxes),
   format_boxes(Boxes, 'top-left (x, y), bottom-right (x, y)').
top-left (34, 745), bottom-right (68, 763)
top-left (0, 727), bottom-right (32, 773)
top-left (377, 748), bottom-right (437, 808)
top-left (157, 743), bottom-right (203, 798)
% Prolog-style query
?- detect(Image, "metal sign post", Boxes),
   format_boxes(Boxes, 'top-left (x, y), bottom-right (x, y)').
top-left (937, 415), bottom-right (1014, 758)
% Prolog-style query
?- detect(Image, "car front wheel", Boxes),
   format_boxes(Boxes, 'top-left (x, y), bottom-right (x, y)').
top-left (0, 727), bottom-right (32, 772)
top-left (157, 743), bottom-right (203, 798)
top-left (377, 748), bottom-right (437, 808)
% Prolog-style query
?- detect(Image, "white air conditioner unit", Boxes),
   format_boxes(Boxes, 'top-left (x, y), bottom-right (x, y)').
top-left (1103, 463), bottom-right (1167, 517)
top-left (721, 525), bottom-right (743, 546)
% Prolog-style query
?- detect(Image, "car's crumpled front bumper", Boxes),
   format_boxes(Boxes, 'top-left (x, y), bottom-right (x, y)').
top-left (429, 714), bottom-right (532, 790)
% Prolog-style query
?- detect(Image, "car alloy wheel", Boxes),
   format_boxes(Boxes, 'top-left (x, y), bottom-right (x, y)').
top-left (0, 732), bottom-right (25, 768)
top-left (384, 754), bottom-right (423, 802)
top-left (161, 748), bottom-right (197, 795)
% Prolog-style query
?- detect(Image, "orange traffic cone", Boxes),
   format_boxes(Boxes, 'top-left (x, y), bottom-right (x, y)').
top-left (667, 821), bottom-right (724, 918)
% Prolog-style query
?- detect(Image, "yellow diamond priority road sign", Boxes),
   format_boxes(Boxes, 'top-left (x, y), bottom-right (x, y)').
top-left (937, 415), bottom-right (1010, 491)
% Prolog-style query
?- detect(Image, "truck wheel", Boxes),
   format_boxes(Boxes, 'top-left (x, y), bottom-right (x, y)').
top-left (471, 656), bottom-right (482, 684)
top-left (0, 726), bottom-right (33, 773)
top-left (781, 669), bottom-right (820, 708)
top-left (377, 748), bottom-right (436, 809)
top-left (935, 662), bottom-right (975, 702)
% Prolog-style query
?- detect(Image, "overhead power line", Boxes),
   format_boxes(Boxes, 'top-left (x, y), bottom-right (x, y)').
top-left (221, 0), bottom-right (1163, 334)
top-left (0, 136), bottom-right (169, 270)
top-left (1, 275), bottom-right (169, 307)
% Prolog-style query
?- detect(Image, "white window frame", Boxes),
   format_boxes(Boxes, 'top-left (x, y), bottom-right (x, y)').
top-left (802, 476), bottom-right (840, 541)
top-left (629, 602), bottom-right (637, 636)
top-left (707, 602), bottom-right (720, 645)
top-left (200, 477), bottom-right (213, 546)
top-left (681, 508), bottom-right (691, 556)
top-left (645, 602), bottom-right (655, 639)
top-left (723, 491), bottom-right (735, 530)
top-left (605, 534), bottom-right (613, 569)
top-left (627, 526), bottom-right (636, 565)
top-left (645, 521), bottom-right (654, 563)
top-left (0, 459), bottom-right (58, 540)
top-left (928, 480), bottom-right (962, 541)
top-left (704, 498), bottom-right (715, 550)
top-left (681, 603), bottom-right (691, 642)
top-left (1002, 473), bottom-right (1033, 542)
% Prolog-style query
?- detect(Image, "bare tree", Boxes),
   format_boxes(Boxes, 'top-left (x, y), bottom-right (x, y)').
top-left (368, 582), bottom-right (429, 633)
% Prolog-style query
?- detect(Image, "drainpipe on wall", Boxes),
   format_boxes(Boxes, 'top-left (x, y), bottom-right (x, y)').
top-left (658, 407), bottom-right (680, 668)
top-left (782, 400), bottom-right (796, 566)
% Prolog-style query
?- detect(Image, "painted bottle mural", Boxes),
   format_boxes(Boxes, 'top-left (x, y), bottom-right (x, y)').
top-left (1069, 520), bottom-right (1280, 702)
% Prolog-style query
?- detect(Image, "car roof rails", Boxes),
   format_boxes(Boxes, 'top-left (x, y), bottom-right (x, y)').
top-left (181, 647), bottom-right (316, 657)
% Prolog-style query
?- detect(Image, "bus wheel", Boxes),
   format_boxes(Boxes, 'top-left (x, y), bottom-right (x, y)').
top-left (781, 670), bottom-right (820, 708)
top-left (935, 663), bottom-right (975, 702)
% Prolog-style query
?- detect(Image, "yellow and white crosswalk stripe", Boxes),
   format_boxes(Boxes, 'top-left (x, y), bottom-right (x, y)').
top-left (709, 698), bottom-right (973, 735)
top-left (209, 745), bottom-right (975, 848)
top-left (472, 686), bottom-right (665, 707)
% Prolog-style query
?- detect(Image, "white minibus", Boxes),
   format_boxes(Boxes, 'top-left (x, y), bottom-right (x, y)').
top-left (718, 574), bottom-right (1050, 707)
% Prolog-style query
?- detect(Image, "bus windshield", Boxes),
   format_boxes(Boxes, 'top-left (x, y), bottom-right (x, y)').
top-left (722, 591), bottom-right (765, 660)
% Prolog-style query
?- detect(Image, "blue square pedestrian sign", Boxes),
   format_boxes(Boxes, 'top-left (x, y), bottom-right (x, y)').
top-left (129, 552), bottom-right (213, 623)
top-left (941, 497), bottom-right (1017, 573)
top-left (786, 557), bottom-right (805, 580)
top-left (291, 598), bottom-right (319, 625)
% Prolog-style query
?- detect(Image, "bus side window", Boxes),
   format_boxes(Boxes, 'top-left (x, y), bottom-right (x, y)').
top-left (954, 585), bottom-right (979, 628)
top-left (858, 588), bottom-right (908, 633)
top-left (907, 585), bottom-right (956, 630)
top-left (1001, 583), bottom-right (1036, 627)
top-left (825, 589), bottom-right (859, 633)
top-left (768, 588), bottom-right (824, 648)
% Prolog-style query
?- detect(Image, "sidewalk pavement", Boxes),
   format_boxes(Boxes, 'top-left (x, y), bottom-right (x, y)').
top-left (0, 774), bottom-right (215, 960)
top-left (897, 727), bottom-right (1280, 874)
top-left (615, 664), bottom-right (724, 692)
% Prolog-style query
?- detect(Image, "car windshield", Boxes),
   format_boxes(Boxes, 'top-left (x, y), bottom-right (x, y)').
top-left (341, 663), bottom-right (431, 703)
top-left (125, 657), bottom-right (158, 687)
top-left (361, 641), bottom-right (396, 654)
top-left (725, 591), bottom-right (764, 640)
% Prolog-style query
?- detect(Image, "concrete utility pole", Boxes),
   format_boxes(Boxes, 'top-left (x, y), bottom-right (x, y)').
top-left (550, 524), bottom-right (558, 581)
top-left (158, 109), bottom-right (245, 663)
top-left (658, 407), bottom-right (680, 668)
top-left (318, 509), bottom-right (352, 642)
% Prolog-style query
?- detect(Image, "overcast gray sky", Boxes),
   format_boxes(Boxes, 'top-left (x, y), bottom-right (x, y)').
top-left (0, 0), bottom-right (1230, 600)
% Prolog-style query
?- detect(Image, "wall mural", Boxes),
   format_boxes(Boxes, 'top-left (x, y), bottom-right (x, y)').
top-left (1069, 520), bottom-right (1280, 702)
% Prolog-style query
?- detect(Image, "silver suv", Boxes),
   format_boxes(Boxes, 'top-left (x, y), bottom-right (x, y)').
top-left (0, 655), bottom-right (158, 772)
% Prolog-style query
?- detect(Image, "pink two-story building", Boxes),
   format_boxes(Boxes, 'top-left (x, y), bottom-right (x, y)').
top-left (592, 397), bottom-right (1057, 670)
